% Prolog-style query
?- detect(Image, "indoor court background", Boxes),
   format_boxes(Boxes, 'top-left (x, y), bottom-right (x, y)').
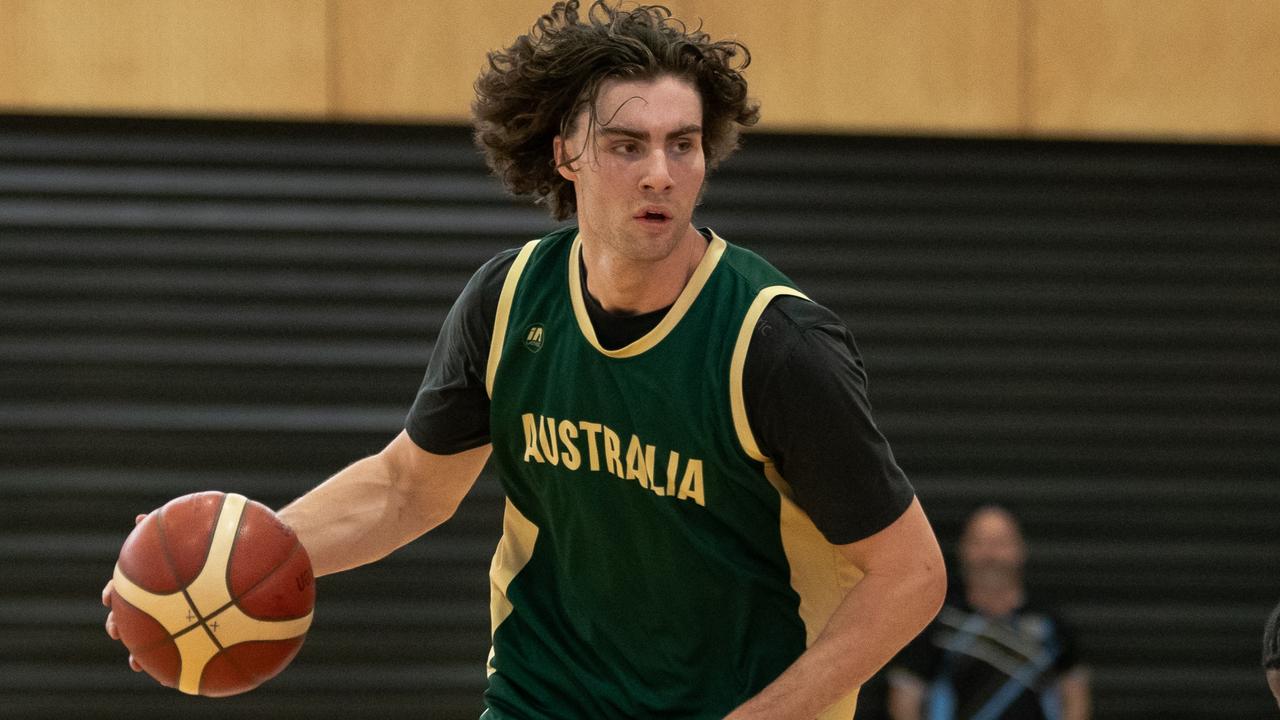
top-left (1, 1), bottom-right (1278, 718)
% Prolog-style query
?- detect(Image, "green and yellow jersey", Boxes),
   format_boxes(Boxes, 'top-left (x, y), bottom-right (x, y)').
top-left (473, 227), bottom-right (873, 718)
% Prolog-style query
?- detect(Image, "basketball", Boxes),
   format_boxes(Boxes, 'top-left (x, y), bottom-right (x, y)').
top-left (109, 491), bottom-right (315, 697)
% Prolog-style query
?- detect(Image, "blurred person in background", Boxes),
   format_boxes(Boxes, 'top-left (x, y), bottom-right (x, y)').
top-left (1265, 599), bottom-right (1280, 708)
top-left (886, 506), bottom-right (1090, 720)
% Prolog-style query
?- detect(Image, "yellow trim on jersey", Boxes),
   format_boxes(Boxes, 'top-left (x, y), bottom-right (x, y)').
top-left (487, 499), bottom-right (540, 676)
top-left (485, 239), bottom-right (542, 397)
top-left (728, 285), bottom-right (811, 463)
top-left (763, 463), bottom-right (864, 719)
top-left (732, 288), bottom-right (859, 717)
top-left (567, 231), bottom-right (727, 358)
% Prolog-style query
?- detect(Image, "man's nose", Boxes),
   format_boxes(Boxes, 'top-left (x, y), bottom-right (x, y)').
top-left (640, 149), bottom-right (674, 192)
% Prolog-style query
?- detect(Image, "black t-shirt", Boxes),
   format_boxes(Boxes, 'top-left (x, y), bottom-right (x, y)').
top-left (890, 598), bottom-right (1082, 720)
top-left (406, 238), bottom-right (914, 544)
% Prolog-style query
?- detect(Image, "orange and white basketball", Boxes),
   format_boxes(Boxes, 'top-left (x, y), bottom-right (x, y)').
top-left (109, 491), bottom-right (315, 696)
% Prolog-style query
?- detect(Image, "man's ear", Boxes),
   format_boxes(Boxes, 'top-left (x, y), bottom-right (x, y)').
top-left (553, 135), bottom-right (578, 182)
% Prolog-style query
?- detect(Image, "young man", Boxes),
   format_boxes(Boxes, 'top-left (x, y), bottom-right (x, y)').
top-left (104, 2), bottom-right (945, 717)
top-left (887, 507), bottom-right (1089, 720)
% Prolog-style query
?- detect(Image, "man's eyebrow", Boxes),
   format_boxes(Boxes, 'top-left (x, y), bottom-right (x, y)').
top-left (667, 124), bottom-right (702, 139)
top-left (598, 124), bottom-right (703, 141)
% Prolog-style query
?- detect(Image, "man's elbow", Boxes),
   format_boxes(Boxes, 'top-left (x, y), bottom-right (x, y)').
top-left (396, 464), bottom-right (463, 532)
top-left (921, 558), bottom-right (947, 619)
top-left (911, 540), bottom-right (947, 626)
top-left (409, 493), bottom-right (460, 531)
top-left (895, 497), bottom-right (948, 625)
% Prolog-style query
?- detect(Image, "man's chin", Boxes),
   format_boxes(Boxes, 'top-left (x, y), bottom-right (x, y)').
top-left (617, 224), bottom-right (686, 261)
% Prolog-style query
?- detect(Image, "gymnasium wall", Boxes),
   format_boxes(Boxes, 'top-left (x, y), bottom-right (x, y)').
top-left (1, 0), bottom-right (1278, 141)
top-left (2, 1), bottom-right (1278, 717)
top-left (1, 117), bottom-right (1278, 718)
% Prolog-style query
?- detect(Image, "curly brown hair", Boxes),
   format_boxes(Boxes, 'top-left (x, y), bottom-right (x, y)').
top-left (472, 0), bottom-right (760, 220)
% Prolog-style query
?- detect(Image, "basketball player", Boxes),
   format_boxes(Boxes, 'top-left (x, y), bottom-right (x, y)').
top-left (104, 2), bottom-right (946, 717)
top-left (887, 506), bottom-right (1089, 720)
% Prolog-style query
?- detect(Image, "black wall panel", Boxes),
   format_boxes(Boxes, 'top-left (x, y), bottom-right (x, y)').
top-left (1, 116), bottom-right (1277, 718)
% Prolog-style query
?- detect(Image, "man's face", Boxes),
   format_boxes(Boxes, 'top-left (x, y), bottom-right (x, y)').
top-left (1268, 668), bottom-right (1280, 708)
top-left (555, 74), bottom-right (706, 262)
top-left (959, 509), bottom-right (1027, 587)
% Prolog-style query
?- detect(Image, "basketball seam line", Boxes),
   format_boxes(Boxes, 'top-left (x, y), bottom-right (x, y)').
top-left (147, 499), bottom-right (222, 691)
top-left (192, 493), bottom-right (229, 616)
top-left (150, 505), bottom-right (186, 607)
top-left (110, 594), bottom-right (194, 657)
top-left (212, 504), bottom-right (272, 693)
top-left (210, 500), bottom-right (307, 693)
top-left (188, 587), bottom-right (225, 651)
top-left (223, 539), bottom-right (308, 621)
top-left (155, 504), bottom-right (209, 645)
top-left (182, 494), bottom-right (236, 694)
top-left (181, 539), bottom-right (309, 691)
top-left (170, 618), bottom-right (203, 640)
top-left (158, 493), bottom-right (226, 625)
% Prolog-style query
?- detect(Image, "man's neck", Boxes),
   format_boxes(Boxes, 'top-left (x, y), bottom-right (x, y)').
top-left (965, 582), bottom-right (1025, 618)
top-left (580, 224), bottom-right (707, 315)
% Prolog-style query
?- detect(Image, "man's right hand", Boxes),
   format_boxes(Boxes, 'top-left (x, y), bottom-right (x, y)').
top-left (101, 513), bottom-right (147, 673)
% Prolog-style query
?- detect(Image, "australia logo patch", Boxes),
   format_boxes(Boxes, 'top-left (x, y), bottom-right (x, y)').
top-left (523, 324), bottom-right (545, 353)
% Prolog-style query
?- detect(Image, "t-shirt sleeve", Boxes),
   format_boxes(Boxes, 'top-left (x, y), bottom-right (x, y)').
top-left (743, 296), bottom-right (915, 545)
top-left (403, 248), bottom-right (518, 454)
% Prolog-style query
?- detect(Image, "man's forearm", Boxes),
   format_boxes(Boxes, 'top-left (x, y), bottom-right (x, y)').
top-left (726, 557), bottom-right (944, 719)
top-left (279, 435), bottom-right (488, 578)
top-left (278, 453), bottom-right (437, 577)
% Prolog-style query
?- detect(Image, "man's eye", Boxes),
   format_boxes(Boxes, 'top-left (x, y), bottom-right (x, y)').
top-left (616, 143), bottom-right (638, 154)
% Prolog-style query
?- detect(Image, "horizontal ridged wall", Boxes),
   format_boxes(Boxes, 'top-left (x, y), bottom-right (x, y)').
top-left (1, 116), bottom-right (1277, 719)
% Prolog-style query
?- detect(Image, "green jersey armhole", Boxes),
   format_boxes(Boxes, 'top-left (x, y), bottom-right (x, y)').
top-left (485, 238), bottom-right (542, 398)
top-left (728, 285), bottom-right (811, 463)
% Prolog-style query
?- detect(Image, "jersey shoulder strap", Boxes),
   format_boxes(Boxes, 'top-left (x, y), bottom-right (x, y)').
top-left (484, 238), bottom-right (542, 397)
top-left (718, 237), bottom-right (812, 462)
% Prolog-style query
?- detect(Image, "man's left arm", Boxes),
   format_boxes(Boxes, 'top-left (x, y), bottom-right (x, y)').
top-left (726, 299), bottom-right (946, 718)
top-left (724, 496), bottom-right (945, 720)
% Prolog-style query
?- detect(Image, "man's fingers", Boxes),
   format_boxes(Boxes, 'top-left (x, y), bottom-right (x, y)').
top-left (106, 608), bottom-right (139, 671)
top-left (104, 513), bottom-right (148, 673)
top-left (105, 514), bottom-right (146, 607)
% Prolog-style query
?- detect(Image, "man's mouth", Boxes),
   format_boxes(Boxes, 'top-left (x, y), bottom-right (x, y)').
top-left (635, 207), bottom-right (672, 223)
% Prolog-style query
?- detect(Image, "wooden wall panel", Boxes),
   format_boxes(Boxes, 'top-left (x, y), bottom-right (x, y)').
top-left (329, 0), bottom-right (693, 121)
top-left (1, 0), bottom-right (1278, 141)
top-left (332, 0), bottom-right (544, 121)
top-left (686, 0), bottom-right (1023, 133)
top-left (0, 0), bottom-right (328, 117)
top-left (1027, 0), bottom-right (1280, 140)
